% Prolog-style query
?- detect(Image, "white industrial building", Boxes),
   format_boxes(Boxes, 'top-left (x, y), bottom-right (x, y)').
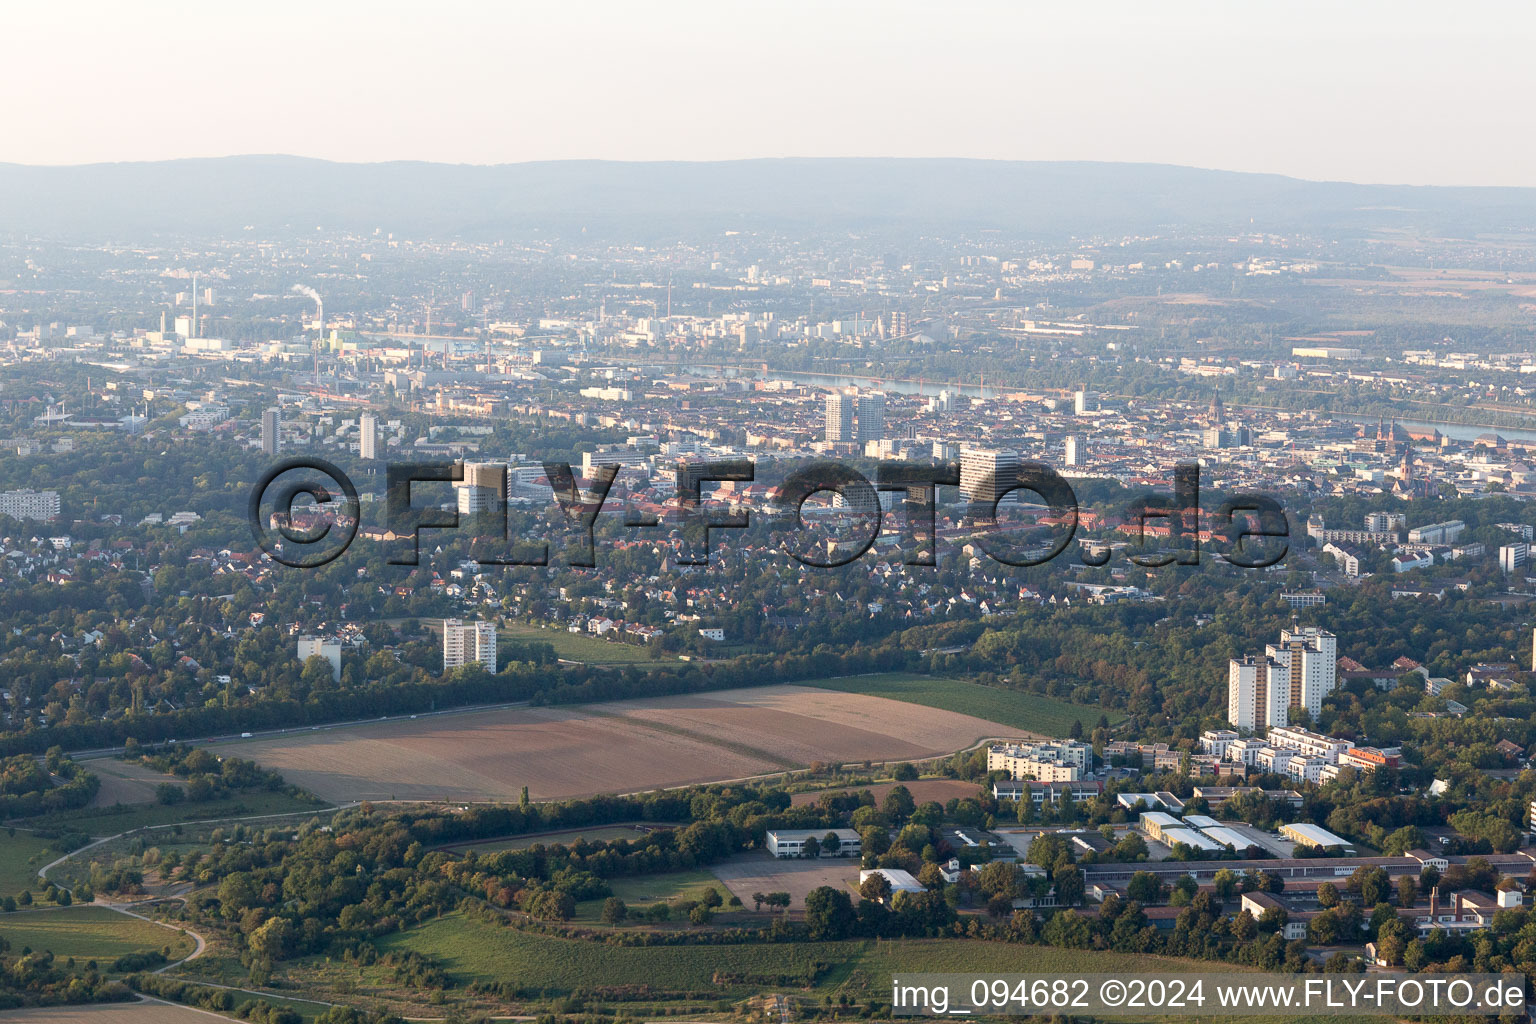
top-left (767, 828), bottom-right (862, 859)
top-left (1280, 822), bottom-right (1351, 849)
top-left (860, 868), bottom-right (925, 900)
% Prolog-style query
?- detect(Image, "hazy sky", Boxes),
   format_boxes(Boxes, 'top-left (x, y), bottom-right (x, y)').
top-left (9, 1), bottom-right (1535, 186)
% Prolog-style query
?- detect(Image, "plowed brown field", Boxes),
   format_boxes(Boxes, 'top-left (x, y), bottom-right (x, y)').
top-left (209, 684), bottom-right (1023, 803)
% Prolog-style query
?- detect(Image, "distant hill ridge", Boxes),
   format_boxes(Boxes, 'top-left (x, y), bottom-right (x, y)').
top-left (3, 155), bottom-right (1535, 240)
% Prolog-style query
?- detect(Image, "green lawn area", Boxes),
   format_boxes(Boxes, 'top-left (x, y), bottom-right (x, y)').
top-left (502, 623), bottom-right (657, 664)
top-left (381, 910), bottom-right (1355, 1022)
top-left (0, 906), bottom-right (195, 962)
top-left (15, 789), bottom-right (327, 835)
top-left (584, 870), bottom-right (728, 919)
top-left (0, 830), bottom-right (70, 895)
top-left (381, 911), bottom-right (844, 993)
top-left (802, 672), bottom-right (1120, 737)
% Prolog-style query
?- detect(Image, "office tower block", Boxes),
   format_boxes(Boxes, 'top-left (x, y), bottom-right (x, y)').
top-left (825, 391), bottom-right (853, 442)
top-left (856, 391), bottom-right (887, 442)
top-left (359, 411), bottom-right (378, 460)
top-left (960, 446), bottom-right (1020, 505)
top-left (1064, 434), bottom-right (1087, 467)
top-left (457, 461), bottom-right (505, 515)
top-left (261, 407), bottom-right (281, 456)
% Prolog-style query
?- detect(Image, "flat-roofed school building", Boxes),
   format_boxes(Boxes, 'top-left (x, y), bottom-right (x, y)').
top-left (766, 828), bottom-right (862, 859)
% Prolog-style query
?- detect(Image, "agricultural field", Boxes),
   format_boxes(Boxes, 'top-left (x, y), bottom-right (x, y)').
top-left (789, 778), bottom-right (980, 807)
top-left (802, 673), bottom-right (1118, 737)
top-left (0, 907), bottom-right (194, 962)
top-left (84, 760), bottom-right (184, 809)
top-left (205, 683), bottom-right (1021, 804)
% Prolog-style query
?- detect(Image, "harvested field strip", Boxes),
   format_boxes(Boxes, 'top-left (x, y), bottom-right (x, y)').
top-left (579, 706), bottom-right (800, 770)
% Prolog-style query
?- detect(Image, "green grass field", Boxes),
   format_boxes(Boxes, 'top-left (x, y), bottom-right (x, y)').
top-left (802, 673), bottom-right (1118, 737)
top-left (377, 913), bottom-right (1379, 1024)
top-left (0, 830), bottom-right (70, 895)
top-left (502, 623), bottom-right (657, 664)
top-left (0, 906), bottom-right (195, 962)
top-left (381, 910), bottom-right (1354, 1023)
top-left (16, 789), bottom-right (327, 835)
top-left (381, 911), bottom-right (845, 993)
top-left (579, 870), bottom-right (729, 921)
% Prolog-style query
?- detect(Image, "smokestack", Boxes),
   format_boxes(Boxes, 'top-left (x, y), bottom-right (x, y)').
top-left (290, 284), bottom-right (323, 338)
top-left (1453, 892), bottom-right (1463, 922)
top-left (1430, 886), bottom-right (1439, 919)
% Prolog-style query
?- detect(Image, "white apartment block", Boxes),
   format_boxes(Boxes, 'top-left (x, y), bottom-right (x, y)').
top-left (1254, 747), bottom-right (1295, 774)
top-left (1500, 544), bottom-right (1528, 575)
top-left (1267, 626), bottom-right (1338, 720)
top-left (1227, 656), bottom-right (1288, 731)
top-left (1364, 511), bottom-right (1406, 533)
top-left (0, 488), bottom-right (60, 521)
top-left (1284, 756), bottom-right (1329, 784)
top-left (359, 411), bottom-right (378, 460)
top-left (443, 618), bottom-right (497, 674)
top-left (987, 740), bottom-right (1091, 782)
top-left (1266, 725), bottom-right (1354, 763)
top-left (296, 636), bottom-right (342, 682)
top-left (1250, 747), bottom-right (1326, 784)
top-left (1064, 434), bottom-right (1087, 467)
top-left (1407, 520), bottom-right (1464, 545)
top-left (1224, 737), bottom-right (1266, 765)
top-left (824, 392), bottom-right (853, 442)
top-left (1199, 729), bottom-right (1239, 758)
